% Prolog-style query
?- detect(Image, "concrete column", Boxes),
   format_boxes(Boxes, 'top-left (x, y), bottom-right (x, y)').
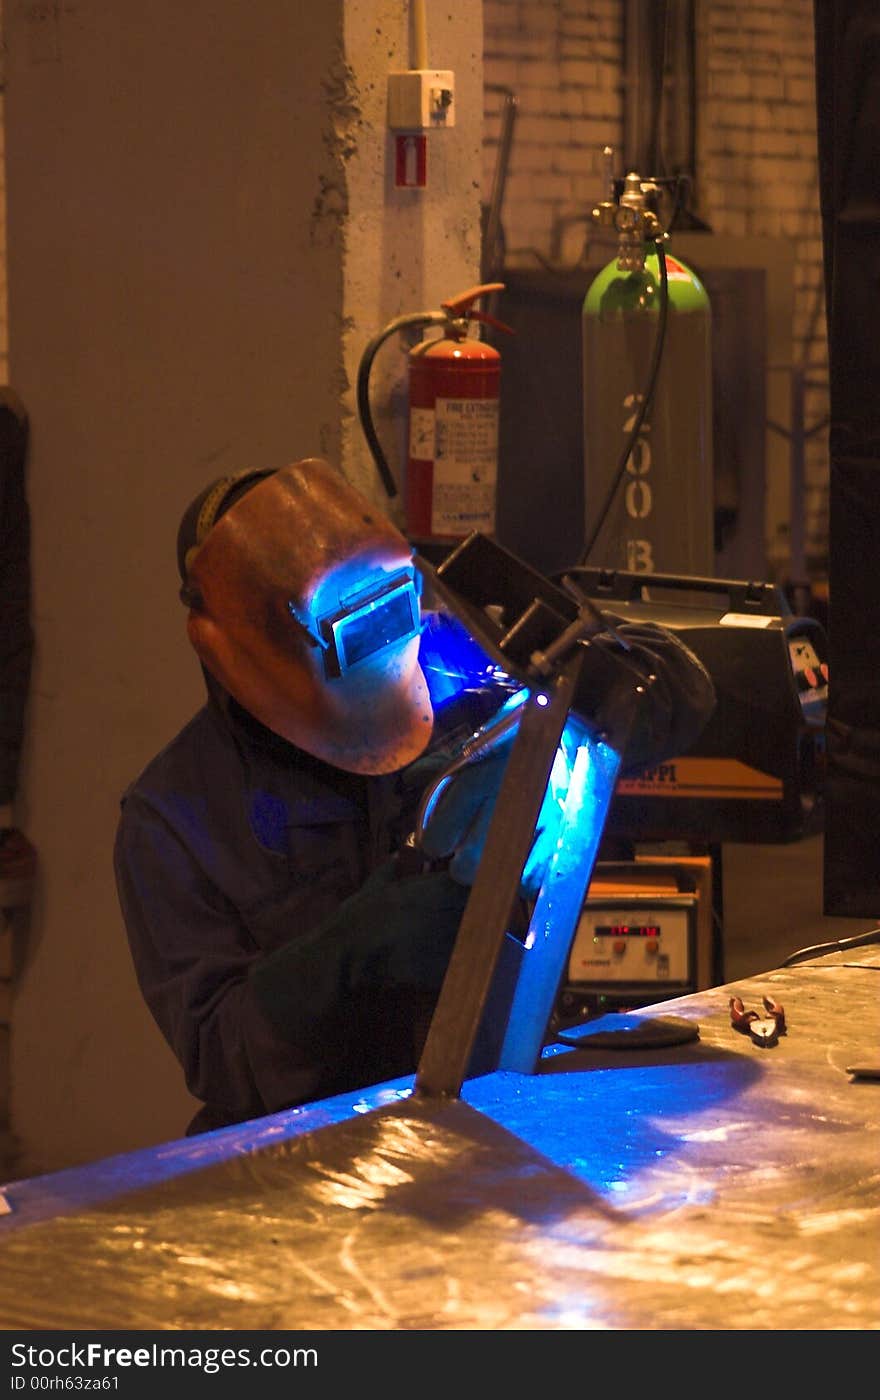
top-left (2, 0), bottom-right (482, 1169)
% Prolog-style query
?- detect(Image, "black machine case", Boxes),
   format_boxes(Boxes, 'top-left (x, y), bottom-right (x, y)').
top-left (569, 569), bottom-right (828, 845)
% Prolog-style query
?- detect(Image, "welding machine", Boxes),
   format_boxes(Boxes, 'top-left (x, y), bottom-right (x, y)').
top-left (552, 854), bottom-right (714, 1025)
top-left (563, 569), bottom-right (828, 845)
top-left (550, 569), bottom-right (827, 1024)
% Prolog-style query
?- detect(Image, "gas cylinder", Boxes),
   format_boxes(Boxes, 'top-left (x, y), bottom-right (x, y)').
top-left (582, 172), bottom-right (713, 577)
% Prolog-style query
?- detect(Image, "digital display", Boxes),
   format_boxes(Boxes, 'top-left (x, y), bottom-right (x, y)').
top-left (595, 924), bottom-right (660, 938)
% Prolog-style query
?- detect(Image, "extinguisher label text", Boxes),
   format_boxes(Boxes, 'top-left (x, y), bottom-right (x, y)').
top-left (431, 397), bottom-right (498, 534)
top-left (409, 407), bottom-right (435, 461)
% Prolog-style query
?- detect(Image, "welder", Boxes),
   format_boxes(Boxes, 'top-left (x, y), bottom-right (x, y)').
top-left (113, 457), bottom-right (714, 1134)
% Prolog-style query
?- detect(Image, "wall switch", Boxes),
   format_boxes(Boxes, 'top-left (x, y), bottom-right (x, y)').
top-left (387, 70), bottom-right (455, 129)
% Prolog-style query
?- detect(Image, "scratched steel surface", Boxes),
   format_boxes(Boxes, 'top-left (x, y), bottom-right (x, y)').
top-left (1, 949), bottom-right (878, 1330)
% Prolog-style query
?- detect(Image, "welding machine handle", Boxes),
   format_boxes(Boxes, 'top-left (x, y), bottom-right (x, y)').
top-left (565, 567), bottom-right (791, 617)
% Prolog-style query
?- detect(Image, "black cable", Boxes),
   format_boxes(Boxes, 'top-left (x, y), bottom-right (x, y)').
top-left (666, 173), bottom-right (689, 233)
top-left (647, 0), bottom-right (670, 179)
top-left (579, 238), bottom-right (670, 566)
top-left (356, 310), bottom-right (447, 500)
top-left (780, 926), bottom-right (880, 968)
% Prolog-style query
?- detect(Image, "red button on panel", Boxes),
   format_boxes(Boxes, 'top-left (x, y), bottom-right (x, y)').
top-left (613, 939), bottom-right (627, 956)
top-left (646, 939), bottom-right (659, 957)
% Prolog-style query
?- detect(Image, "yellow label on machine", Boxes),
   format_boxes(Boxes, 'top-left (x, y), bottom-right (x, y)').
top-left (617, 757), bottom-right (783, 800)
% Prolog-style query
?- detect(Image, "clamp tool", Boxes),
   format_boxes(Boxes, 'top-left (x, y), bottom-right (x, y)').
top-left (729, 994), bottom-right (786, 1047)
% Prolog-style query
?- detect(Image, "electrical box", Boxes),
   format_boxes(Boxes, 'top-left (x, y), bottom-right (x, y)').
top-left (387, 70), bottom-right (455, 129)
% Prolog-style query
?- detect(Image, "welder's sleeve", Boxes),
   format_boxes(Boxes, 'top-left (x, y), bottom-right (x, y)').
top-left (115, 799), bottom-right (467, 1129)
top-left (114, 795), bottom-right (326, 1127)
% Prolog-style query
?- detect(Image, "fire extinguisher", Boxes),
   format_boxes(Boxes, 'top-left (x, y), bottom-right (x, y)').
top-left (581, 169), bottom-right (713, 578)
top-left (356, 283), bottom-right (512, 545)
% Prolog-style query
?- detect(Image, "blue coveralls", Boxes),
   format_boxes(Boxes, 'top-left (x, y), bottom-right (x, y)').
top-left (113, 696), bottom-right (460, 1135)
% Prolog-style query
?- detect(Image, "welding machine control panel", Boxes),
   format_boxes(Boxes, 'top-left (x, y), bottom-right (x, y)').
top-left (568, 900), bottom-right (693, 985)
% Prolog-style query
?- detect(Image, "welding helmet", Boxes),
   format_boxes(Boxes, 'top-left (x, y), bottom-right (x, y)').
top-left (177, 457), bottom-right (433, 774)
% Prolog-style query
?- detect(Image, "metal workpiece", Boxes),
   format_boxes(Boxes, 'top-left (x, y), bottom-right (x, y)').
top-left (1, 947), bottom-right (877, 1330)
top-left (496, 732), bottom-right (622, 1074)
top-left (413, 663), bottom-right (577, 1098)
top-left (411, 532), bottom-right (641, 1097)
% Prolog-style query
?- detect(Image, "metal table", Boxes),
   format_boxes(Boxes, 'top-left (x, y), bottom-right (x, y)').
top-left (1, 948), bottom-right (877, 1331)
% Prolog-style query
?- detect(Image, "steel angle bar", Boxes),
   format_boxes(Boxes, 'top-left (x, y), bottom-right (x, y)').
top-left (498, 734), bottom-right (623, 1072)
top-left (414, 650), bottom-right (584, 1099)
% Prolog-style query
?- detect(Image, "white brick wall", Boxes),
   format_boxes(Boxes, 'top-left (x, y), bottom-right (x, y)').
top-left (697, 0), bottom-right (827, 574)
top-left (484, 0), bottom-right (624, 265)
top-left (484, 0), bottom-right (829, 582)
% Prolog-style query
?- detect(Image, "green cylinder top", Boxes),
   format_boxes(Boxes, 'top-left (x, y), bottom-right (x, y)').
top-left (584, 246), bottom-right (710, 318)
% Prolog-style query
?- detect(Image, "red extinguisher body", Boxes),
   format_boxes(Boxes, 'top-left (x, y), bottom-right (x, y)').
top-left (406, 334), bottom-right (501, 543)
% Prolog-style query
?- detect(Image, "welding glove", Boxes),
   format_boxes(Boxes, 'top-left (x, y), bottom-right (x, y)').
top-left (587, 621), bottom-right (716, 773)
top-left (415, 744), bottom-right (513, 888)
top-left (413, 709), bottom-right (591, 899)
top-left (249, 859), bottom-right (469, 1043)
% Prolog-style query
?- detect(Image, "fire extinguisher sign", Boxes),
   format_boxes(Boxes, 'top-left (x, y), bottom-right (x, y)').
top-left (395, 134), bottom-right (427, 188)
top-left (431, 397), bottom-right (498, 535)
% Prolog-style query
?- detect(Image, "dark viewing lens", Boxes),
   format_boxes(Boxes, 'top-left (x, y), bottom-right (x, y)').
top-left (336, 588), bottom-right (417, 668)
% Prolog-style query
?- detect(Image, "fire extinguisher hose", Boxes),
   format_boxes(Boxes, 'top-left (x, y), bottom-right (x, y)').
top-left (356, 310), bottom-right (448, 500)
top-left (579, 239), bottom-right (670, 565)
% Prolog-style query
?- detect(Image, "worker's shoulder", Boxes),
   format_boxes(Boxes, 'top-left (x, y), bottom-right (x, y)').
top-left (119, 704), bottom-right (236, 807)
